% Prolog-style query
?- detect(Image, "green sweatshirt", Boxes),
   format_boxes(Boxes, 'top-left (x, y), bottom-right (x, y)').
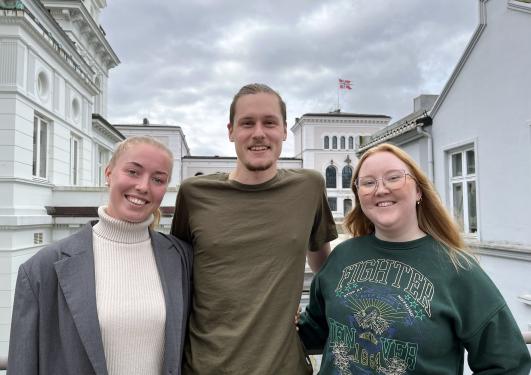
top-left (298, 234), bottom-right (531, 374)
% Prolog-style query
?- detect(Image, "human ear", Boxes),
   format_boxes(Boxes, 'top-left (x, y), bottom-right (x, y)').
top-left (227, 123), bottom-right (234, 142)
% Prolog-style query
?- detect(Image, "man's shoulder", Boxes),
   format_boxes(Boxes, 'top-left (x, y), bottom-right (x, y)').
top-left (279, 168), bottom-right (323, 183)
top-left (180, 173), bottom-right (229, 189)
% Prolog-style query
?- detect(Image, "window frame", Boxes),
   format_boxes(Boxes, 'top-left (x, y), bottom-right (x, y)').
top-left (96, 145), bottom-right (109, 186)
top-left (325, 165), bottom-right (337, 188)
top-left (342, 165), bottom-right (353, 189)
top-left (448, 145), bottom-right (478, 236)
top-left (70, 135), bottom-right (81, 185)
top-left (32, 115), bottom-right (49, 179)
top-left (327, 197), bottom-right (337, 212)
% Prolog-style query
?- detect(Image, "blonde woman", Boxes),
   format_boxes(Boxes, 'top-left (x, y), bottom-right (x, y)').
top-left (298, 143), bottom-right (530, 374)
top-left (8, 136), bottom-right (192, 375)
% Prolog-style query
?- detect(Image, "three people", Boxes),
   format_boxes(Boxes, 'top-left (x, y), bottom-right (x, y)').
top-left (171, 83), bottom-right (338, 374)
top-left (8, 136), bottom-right (193, 374)
top-left (298, 143), bottom-right (531, 374)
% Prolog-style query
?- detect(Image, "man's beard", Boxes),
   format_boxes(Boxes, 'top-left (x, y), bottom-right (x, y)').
top-left (243, 160), bottom-right (274, 172)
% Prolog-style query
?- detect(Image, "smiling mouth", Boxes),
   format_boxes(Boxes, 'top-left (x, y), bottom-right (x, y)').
top-left (376, 201), bottom-right (395, 207)
top-left (248, 145), bottom-right (270, 151)
top-left (126, 195), bottom-right (148, 206)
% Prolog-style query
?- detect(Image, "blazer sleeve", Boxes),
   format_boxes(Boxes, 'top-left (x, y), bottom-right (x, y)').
top-left (7, 265), bottom-right (39, 375)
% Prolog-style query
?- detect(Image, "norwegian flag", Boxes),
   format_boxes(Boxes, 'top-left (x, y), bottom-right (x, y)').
top-left (339, 78), bottom-right (352, 90)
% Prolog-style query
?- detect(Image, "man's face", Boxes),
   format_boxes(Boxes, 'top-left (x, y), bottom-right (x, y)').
top-left (228, 92), bottom-right (287, 177)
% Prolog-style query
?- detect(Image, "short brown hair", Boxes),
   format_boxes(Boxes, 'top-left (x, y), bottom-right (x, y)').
top-left (344, 143), bottom-right (474, 269)
top-left (229, 83), bottom-right (287, 126)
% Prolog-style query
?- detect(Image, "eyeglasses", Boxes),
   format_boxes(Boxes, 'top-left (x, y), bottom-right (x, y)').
top-left (355, 169), bottom-right (415, 196)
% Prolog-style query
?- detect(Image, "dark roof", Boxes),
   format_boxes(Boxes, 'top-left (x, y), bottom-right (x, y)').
top-left (45, 206), bottom-right (176, 217)
top-left (114, 123), bottom-right (183, 130)
top-left (92, 114), bottom-right (125, 140)
top-left (358, 110), bottom-right (432, 152)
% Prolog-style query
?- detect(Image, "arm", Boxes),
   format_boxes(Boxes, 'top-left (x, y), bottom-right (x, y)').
top-left (306, 242), bottom-right (331, 273)
top-left (7, 265), bottom-right (39, 374)
top-left (464, 305), bottom-right (531, 374)
top-left (171, 185), bottom-right (192, 242)
top-left (298, 273), bottom-right (328, 354)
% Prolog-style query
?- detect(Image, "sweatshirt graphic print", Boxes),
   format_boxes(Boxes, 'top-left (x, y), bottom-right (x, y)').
top-left (330, 258), bottom-right (432, 374)
top-left (298, 234), bottom-right (531, 375)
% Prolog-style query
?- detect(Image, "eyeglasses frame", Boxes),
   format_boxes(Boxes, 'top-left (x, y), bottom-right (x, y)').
top-left (354, 169), bottom-right (416, 196)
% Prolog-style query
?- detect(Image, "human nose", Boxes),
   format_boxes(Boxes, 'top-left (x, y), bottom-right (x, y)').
top-left (374, 177), bottom-right (390, 194)
top-left (135, 176), bottom-right (149, 193)
top-left (252, 123), bottom-right (266, 138)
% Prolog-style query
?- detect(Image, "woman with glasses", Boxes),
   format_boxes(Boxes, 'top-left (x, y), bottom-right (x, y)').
top-left (297, 143), bottom-right (530, 374)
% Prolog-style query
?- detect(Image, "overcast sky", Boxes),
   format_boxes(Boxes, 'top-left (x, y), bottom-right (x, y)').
top-left (100, 0), bottom-right (478, 157)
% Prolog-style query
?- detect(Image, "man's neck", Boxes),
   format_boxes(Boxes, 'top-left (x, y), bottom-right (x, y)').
top-left (229, 166), bottom-right (278, 185)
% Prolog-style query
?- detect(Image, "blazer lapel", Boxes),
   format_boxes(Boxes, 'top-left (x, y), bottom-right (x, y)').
top-left (55, 224), bottom-right (108, 375)
top-left (151, 231), bottom-right (184, 373)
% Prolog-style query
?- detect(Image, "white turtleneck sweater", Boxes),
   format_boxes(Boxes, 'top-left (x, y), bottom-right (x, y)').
top-left (92, 206), bottom-right (166, 375)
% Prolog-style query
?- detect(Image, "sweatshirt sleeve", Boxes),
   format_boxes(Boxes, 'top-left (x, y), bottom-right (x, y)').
top-left (464, 304), bottom-right (531, 375)
top-left (297, 274), bottom-right (329, 353)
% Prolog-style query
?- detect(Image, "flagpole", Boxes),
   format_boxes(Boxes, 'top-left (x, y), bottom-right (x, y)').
top-left (337, 84), bottom-right (340, 111)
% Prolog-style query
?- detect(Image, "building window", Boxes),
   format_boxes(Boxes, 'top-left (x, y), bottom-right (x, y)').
top-left (326, 165), bottom-right (337, 188)
top-left (33, 232), bottom-right (43, 245)
top-left (32, 115), bottom-right (48, 178)
top-left (348, 136), bottom-right (354, 149)
top-left (327, 197), bottom-right (337, 212)
top-left (70, 136), bottom-right (81, 185)
top-left (340, 136), bottom-right (345, 149)
top-left (342, 165), bottom-right (353, 189)
top-left (96, 146), bottom-right (109, 186)
top-left (343, 199), bottom-right (352, 216)
top-left (332, 136), bottom-right (337, 149)
top-left (324, 136), bottom-right (329, 149)
top-left (449, 148), bottom-right (477, 234)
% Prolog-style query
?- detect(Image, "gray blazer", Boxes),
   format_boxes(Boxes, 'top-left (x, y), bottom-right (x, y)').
top-left (7, 222), bottom-right (193, 375)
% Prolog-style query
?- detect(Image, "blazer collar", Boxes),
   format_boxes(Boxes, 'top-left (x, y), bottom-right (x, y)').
top-left (54, 223), bottom-right (183, 374)
top-left (54, 222), bottom-right (108, 375)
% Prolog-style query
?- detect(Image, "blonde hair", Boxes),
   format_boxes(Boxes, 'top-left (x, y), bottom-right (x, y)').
top-left (344, 143), bottom-right (475, 269)
top-left (107, 136), bottom-right (173, 229)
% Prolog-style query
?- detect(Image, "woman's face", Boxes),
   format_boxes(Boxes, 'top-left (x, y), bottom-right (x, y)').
top-left (357, 151), bottom-right (422, 241)
top-left (105, 143), bottom-right (171, 223)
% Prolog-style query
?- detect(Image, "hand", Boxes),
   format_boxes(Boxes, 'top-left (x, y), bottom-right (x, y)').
top-left (294, 305), bottom-right (302, 331)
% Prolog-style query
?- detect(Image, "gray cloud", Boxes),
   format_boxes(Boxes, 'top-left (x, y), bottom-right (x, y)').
top-left (101, 0), bottom-right (477, 156)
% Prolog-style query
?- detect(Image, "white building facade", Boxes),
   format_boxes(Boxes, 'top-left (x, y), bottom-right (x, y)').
top-left (291, 112), bottom-right (390, 220)
top-left (358, 0), bottom-right (531, 349)
top-left (0, 0), bottom-right (119, 354)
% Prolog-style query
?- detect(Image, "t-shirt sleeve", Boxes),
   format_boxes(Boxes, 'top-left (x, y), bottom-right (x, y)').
top-left (464, 304), bottom-right (531, 374)
top-left (298, 274), bottom-right (328, 353)
top-left (171, 183), bottom-right (192, 243)
top-left (309, 173), bottom-right (338, 251)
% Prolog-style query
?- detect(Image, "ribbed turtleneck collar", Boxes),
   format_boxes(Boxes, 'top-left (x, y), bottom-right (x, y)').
top-left (93, 206), bottom-right (153, 244)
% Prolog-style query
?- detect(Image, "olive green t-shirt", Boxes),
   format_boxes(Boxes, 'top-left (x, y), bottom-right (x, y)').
top-left (171, 169), bottom-right (338, 374)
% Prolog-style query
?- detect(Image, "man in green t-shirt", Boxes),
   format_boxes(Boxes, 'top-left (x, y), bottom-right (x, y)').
top-left (171, 83), bottom-right (338, 374)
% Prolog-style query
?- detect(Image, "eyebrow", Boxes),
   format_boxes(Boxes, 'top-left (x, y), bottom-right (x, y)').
top-left (125, 162), bottom-right (169, 176)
